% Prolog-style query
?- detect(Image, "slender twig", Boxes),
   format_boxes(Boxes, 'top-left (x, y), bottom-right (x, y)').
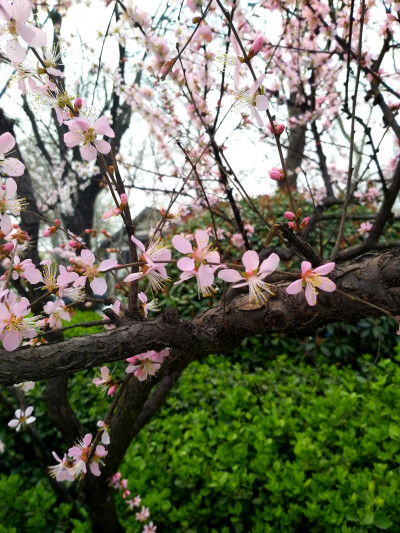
top-left (331, 0), bottom-right (366, 260)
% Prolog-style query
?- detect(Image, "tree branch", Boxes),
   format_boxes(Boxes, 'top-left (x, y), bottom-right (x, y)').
top-left (0, 248), bottom-right (399, 386)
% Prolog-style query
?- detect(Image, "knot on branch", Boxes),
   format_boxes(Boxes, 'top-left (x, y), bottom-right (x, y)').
top-left (103, 308), bottom-right (125, 327)
top-left (162, 307), bottom-right (180, 325)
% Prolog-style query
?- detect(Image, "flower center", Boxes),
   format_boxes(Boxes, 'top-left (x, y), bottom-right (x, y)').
top-left (5, 313), bottom-right (24, 332)
top-left (84, 128), bottom-right (97, 145)
top-left (8, 20), bottom-right (17, 36)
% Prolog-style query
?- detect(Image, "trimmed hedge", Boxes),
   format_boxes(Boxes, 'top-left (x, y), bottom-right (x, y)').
top-left (118, 351), bottom-right (400, 532)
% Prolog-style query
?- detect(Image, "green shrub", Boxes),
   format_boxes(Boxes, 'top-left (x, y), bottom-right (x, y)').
top-left (117, 350), bottom-right (400, 532)
top-left (0, 473), bottom-right (89, 532)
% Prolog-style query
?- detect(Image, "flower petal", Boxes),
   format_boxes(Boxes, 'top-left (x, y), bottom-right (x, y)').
top-left (81, 249), bottom-right (95, 264)
top-left (305, 282), bottom-right (317, 306)
top-left (318, 277), bottom-right (336, 292)
top-left (218, 269), bottom-right (243, 283)
top-left (301, 261), bottom-right (312, 275)
top-left (80, 143), bottom-right (97, 161)
top-left (313, 262), bottom-right (335, 276)
top-left (177, 257), bottom-right (195, 271)
top-left (172, 235), bottom-right (193, 254)
top-left (95, 139), bottom-right (111, 155)
top-left (99, 258), bottom-right (118, 272)
top-left (90, 277), bottom-right (107, 295)
top-left (0, 133), bottom-right (15, 154)
top-left (256, 94), bottom-right (269, 111)
top-left (286, 279), bottom-right (303, 295)
top-left (259, 252), bottom-right (279, 276)
top-left (242, 250), bottom-right (259, 273)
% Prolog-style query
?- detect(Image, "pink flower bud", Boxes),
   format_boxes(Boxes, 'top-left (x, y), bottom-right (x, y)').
top-left (249, 35), bottom-right (264, 58)
top-left (68, 240), bottom-right (82, 249)
top-left (288, 221), bottom-right (296, 229)
top-left (160, 59), bottom-right (174, 77)
top-left (108, 384), bottom-right (118, 396)
top-left (267, 122), bottom-right (285, 136)
top-left (300, 217), bottom-right (309, 230)
top-left (1, 243), bottom-right (14, 252)
top-left (269, 168), bottom-right (284, 181)
top-left (120, 193), bottom-right (128, 206)
top-left (284, 211), bottom-right (296, 221)
top-left (43, 225), bottom-right (58, 237)
top-left (74, 97), bottom-right (82, 110)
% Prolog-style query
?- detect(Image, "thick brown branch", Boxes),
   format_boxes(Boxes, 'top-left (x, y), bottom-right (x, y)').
top-left (0, 248), bottom-right (399, 386)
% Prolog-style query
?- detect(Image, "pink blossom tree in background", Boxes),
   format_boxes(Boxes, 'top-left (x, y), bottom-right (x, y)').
top-left (0, 0), bottom-right (400, 530)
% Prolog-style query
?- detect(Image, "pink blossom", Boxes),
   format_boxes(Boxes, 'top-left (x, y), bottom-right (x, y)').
top-left (73, 249), bottom-right (118, 295)
top-left (138, 292), bottom-right (159, 318)
top-left (358, 221), bottom-right (373, 237)
top-left (0, 178), bottom-right (25, 235)
top-left (193, 21), bottom-right (212, 49)
top-left (126, 495), bottom-right (141, 509)
top-left (43, 298), bottom-right (70, 329)
top-left (102, 193), bottom-right (128, 220)
top-left (68, 433), bottom-right (108, 478)
top-left (234, 74), bottom-right (269, 127)
top-left (135, 506), bottom-right (150, 522)
top-left (269, 168), bottom-right (284, 181)
top-left (286, 261), bottom-right (336, 307)
top-left (48, 452), bottom-right (75, 482)
top-left (126, 348), bottom-right (170, 381)
top-left (0, 0), bottom-right (47, 62)
top-left (6, 256), bottom-right (43, 284)
top-left (0, 292), bottom-right (40, 350)
top-left (124, 236), bottom-right (171, 293)
top-left (64, 115), bottom-right (115, 161)
top-left (8, 406), bottom-right (35, 432)
top-left (93, 366), bottom-right (118, 396)
top-left (230, 233), bottom-right (245, 248)
top-left (97, 420), bottom-right (110, 445)
top-left (219, 251), bottom-right (280, 305)
top-left (0, 133), bottom-right (25, 177)
top-left (172, 230), bottom-right (221, 297)
top-left (143, 522), bottom-right (157, 533)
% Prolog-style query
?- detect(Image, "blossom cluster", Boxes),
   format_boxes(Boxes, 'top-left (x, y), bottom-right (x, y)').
top-left (111, 473), bottom-right (156, 532)
top-left (49, 433), bottom-right (108, 481)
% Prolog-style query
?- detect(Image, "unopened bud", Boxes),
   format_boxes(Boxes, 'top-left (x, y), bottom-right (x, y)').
top-left (68, 240), bottom-right (82, 249)
top-left (248, 35), bottom-right (264, 59)
top-left (74, 97), bottom-right (82, 110)
top-left (267, 122), bottom-right (285, 136)
top-left (160, 59), bottom-right (174, 77)
top-left (300, 217), bottom-right (309, 230)
top-left (284, 211), bottom-right (296, 221)
top-left (269, 168), bottom-right (284, 181)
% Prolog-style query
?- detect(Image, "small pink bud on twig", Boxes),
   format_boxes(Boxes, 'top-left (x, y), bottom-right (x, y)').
top-left (267, 122), bottom-right (285, 136)
top-left (300, 217), bottom-right (309, 230)
top-left (284, 211), bottom-right (296, 221)
top-left (248, 35), bottom-right (264, 59)
top-left (269, 168), bottom-right (284, 181)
